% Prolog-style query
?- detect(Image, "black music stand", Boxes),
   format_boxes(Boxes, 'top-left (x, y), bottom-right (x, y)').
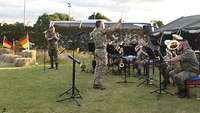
top-left (150, 59), bottom-right (174, 96)
top-left (123, 46), bottom-right (137, 76)
top-left (137, 46), bottom-right (158, 87)
top-left (117, 55), bottom-right (136, 84)
top-left (123, 46), bottom-right (137, 56)
top-left (116, 62), bottom-right (135, 84)
top-left (107, 44), bottom-right (119, 55)
top-left (88, 42), bottom-right (96, 73)
top-left (106, 44), bottom-right (120, 73)
top-left (56, 51), bottom-right (82, 106)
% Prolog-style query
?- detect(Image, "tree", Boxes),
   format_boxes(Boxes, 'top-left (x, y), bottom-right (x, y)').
top-left (88, 12), bottom-right (111, 21)
top-left (151, 20), bottom-right (164, 28)
top-left (0, 22), bottom-right (26, 40)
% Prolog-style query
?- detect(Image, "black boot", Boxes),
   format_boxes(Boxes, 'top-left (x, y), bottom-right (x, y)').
top-left (177, 89), bottom-right (187, 98)
top-left (55, 63), bottom-right (58, 70)
top-left (93, 84), bottom-right (106, 90)
top-left (49, 63), bottom-right (54, 69)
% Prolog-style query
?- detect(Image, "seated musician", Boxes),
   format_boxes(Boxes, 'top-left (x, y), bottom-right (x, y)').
top-left (161, 40), bottom-right (180, 89)
top-left (135, 34), bottom-right (149, 77)
top-left (162, 35), bottom-right (190, 89)
top-left (165, 37), bottom-right (199, 98)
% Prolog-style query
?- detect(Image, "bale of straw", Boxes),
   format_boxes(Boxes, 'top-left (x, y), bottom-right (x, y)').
top-left (0, 48), bottom-right (10, 55)
top-left (14, 58), bottom-right (35, 67)
top-left (0, 54), bottom-right (21, 63)
top-left (21, 50), bottom-right (37, 60)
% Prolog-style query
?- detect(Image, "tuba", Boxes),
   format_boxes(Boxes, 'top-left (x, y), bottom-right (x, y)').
top-left (167, 40), bottom-right (180, 50)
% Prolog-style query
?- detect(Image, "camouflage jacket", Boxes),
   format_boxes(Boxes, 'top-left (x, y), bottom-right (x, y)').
top-left (180, 49), bottom-right (199, 73)
top-left (90, 28), bottom-right (108, 49)
top-left (46, 31), bottom-right (59, 49)
top-left (168, 49), bottom-right (199, 73)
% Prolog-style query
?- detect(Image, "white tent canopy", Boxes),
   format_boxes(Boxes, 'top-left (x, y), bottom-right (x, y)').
top-left (50, 20), bottom-right (151, 30)
top-left (155, 15), bottom-right (200, 34)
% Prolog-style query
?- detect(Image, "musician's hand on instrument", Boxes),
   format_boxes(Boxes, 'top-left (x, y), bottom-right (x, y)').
top-left (47, 37), bottom-right (54, 41)
top-left (115, 18), bottom-right (122, 30)
top-left (118, 18), bottom-right (122, 23)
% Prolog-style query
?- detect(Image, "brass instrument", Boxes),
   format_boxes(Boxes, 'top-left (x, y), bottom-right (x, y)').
top-left (119, 57), bottom-right (125, 68)
top-left (167, 40), bottom-right (180, 50)
top-left (119, 62), bottom-right (125, 68)
top-left (57, 47), bottom-right (66, 55)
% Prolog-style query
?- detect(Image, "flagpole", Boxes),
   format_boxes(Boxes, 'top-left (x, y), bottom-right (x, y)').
top-left (12, 38), bottom-right (15, 55)
top-left (2, 35), bottom-right (5, 48)
top-left (24, 0), bottom-right (26, 31)
top-left (27, 32), bottom-right (30, 51)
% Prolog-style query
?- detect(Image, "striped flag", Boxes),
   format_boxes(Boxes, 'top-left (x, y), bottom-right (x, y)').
top-left (3, 36), bottom-right (12, 49)
top-left (20, 32), bottom-right (30, 49)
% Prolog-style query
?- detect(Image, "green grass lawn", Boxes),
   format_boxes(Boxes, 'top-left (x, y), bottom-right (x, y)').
top-left (0, 56), bottom-right (200, 113)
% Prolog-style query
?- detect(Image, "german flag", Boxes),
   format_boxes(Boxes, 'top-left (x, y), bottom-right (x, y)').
top-left (20, 32), bottom-right (30, 49)
top-left (3, 36), bottom-right (12, 49)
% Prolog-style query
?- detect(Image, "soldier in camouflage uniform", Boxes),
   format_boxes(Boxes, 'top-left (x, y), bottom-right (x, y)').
top-left (46, 26), bottom-right (59, 70)
top-left (165, 39), bottom-right (199, 98)
top-left (90, 19), bottom-right (122, 90)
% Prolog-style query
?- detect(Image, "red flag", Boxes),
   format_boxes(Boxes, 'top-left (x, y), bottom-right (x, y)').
top-left (20, 32), bottom-right (30, 49)
top-left (3, 36), bottom-right (12, 48)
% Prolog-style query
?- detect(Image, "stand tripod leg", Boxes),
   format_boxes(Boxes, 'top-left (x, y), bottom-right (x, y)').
top-left (73, 97), bottom-right (81, 106)
top-left (56, 95), bottom-right (81, 106)
top-left (74, 87), bottom-right (82, 99)
top-left (57, 51), bottom-right (82, 106)
top-left (151, 60), bottom-right (173, 96)
top-left (150, 89), bottom-right (174, 95)
top-left (117, 66), bottom-right (135, 84)
top-left (57, 87), bottom-right (82, 105)
top-left (137, 80), bottom-right (146, 87)
top-left (59, 88), bottom-right (73, 97)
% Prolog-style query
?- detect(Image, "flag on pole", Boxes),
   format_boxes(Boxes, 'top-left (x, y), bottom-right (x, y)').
top-left (12, 39), bottom-right (16, 55)
top-left (20, 32), bottom-right (30, 49)
top-left (3, 36), bottom-right (12, 49)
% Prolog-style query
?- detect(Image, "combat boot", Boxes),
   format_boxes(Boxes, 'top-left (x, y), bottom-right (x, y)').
top-left (93, 84), bottom-right (106, 90)
top-left (49, 63), bottom-right (54, 69)
top-left (55, 63), bottom-right (58, 70)
top-left (177, 88), bottom-right (187, 98)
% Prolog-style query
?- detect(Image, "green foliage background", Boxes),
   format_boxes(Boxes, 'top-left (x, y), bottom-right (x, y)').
top-left (0, 12), bottom-right (112, 49)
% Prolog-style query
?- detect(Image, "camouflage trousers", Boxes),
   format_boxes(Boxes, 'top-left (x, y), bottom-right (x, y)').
top-left (174, 71), bottom-right (197, 90)
top-left (94, 49), bottom-right (107, 86)
top-left (48, 48), bottom-right (58, 67)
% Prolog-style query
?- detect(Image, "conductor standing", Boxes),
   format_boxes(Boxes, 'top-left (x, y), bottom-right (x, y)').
top-left (46, 26), bottom-right (59, 70)
top-left (90, 19), bottom-right (122, 90)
